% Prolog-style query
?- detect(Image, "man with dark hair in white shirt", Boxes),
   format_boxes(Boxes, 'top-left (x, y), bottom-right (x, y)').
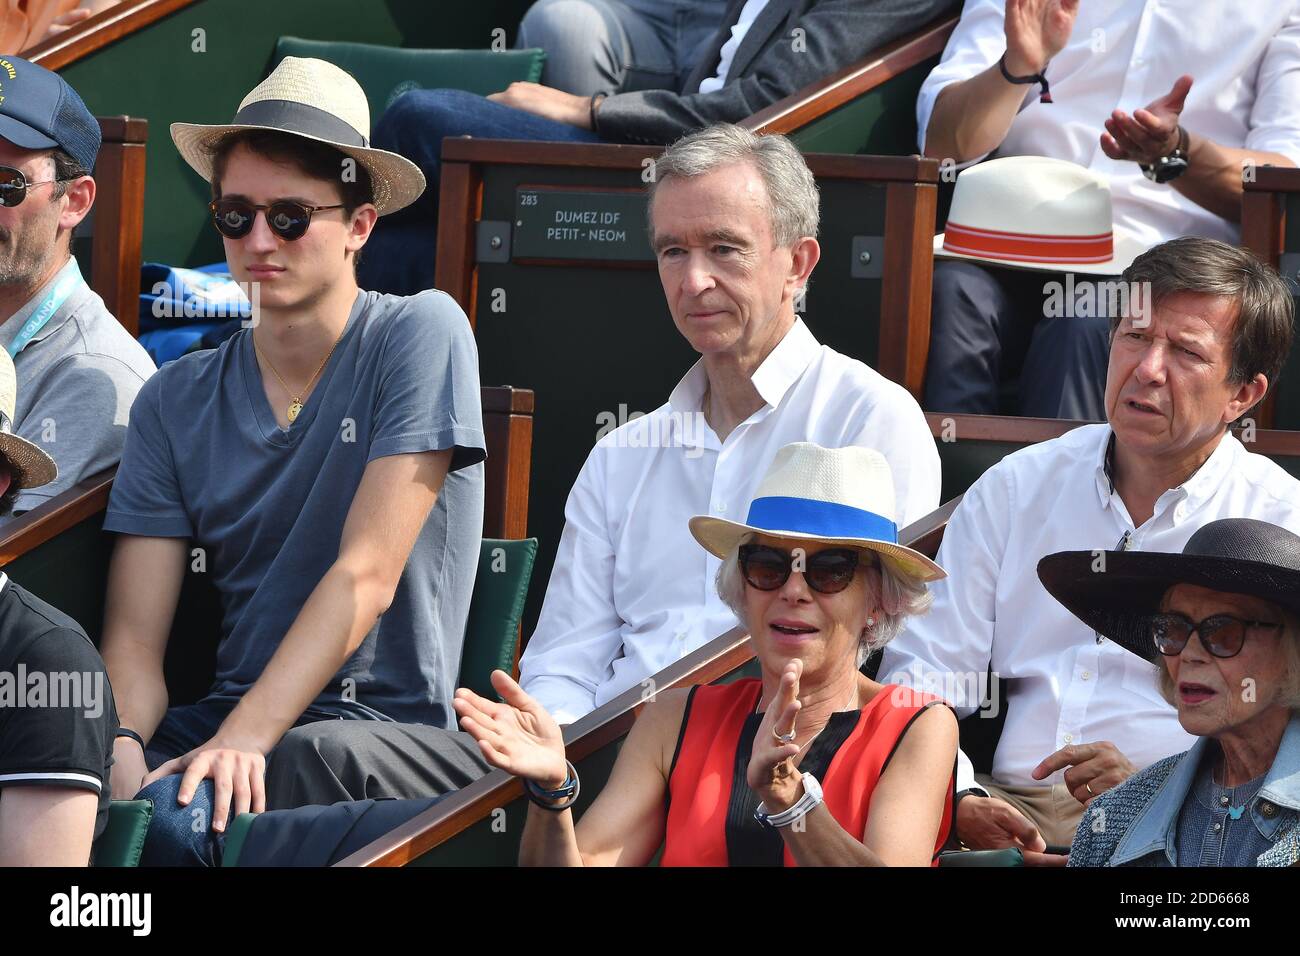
top-left (918, 0), bottom-right (1300, 419)
top-left (881, 236), bottom-right (1300, 862)
top-left (262, 125), bottom-right (941, 807)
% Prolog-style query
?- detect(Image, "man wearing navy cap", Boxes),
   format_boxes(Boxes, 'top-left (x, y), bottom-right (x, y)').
top-left (0, 56), bottom-right (154, 516)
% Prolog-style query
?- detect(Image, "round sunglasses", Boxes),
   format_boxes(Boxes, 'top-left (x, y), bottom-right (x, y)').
top-left (1147, 612), bottom-right (1282, 659)
top-left (0, 165), bottom-right (77, 207)
top-left (738, 544), bottom-right (866, 595)
top-left (209, 198), bottom-right (346, 241)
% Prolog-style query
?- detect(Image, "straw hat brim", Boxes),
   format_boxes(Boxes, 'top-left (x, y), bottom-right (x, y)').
top-left (689, 515), bottom-right (946, 583)
top-left (0, 432), bottom-right (56, 490)
top-left (169, 121), bottom-right (426, 216)
top-left (933, 231), bottom-right (1148, 276)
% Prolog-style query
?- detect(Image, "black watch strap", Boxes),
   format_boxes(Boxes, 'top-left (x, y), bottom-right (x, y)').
top-left (1141, 125), bottom-right (1190, 183)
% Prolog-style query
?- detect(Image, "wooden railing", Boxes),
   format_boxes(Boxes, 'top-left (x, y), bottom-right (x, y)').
top-left (744, 13), bottom-right (958, 136)
top-left (92, 115), bottom-right (148, 336)
top-left (23, 0), bottom-right (197, 70)
top-left (925, 411), bottom-right (1300, 457)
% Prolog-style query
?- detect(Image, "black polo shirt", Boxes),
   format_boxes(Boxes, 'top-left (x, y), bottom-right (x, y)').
top-left (0, 572), bottom-right (116, 853)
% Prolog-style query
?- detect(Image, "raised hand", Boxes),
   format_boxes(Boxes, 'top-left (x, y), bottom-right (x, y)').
top-left (1004, 0), bottom-right (1080, 76)
top-left (454, 670), bottom-right (569, 789)
top-left (747, 659), bottom-right (806, 811)
top-left (1100, 75), bottom-right (1193, 164)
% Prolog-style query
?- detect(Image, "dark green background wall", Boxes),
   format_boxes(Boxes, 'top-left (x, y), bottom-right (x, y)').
top-left (62, 0), bottom-right (533, 265)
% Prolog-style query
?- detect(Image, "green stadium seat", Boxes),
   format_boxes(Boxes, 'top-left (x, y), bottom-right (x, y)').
top-left (938, 848), bottom-right (1025, 867)
top-left (95, 799), bottom-right (154, 867)
top-left (458, 537), bottom-right (539, 699)
top-left (273, 37), bottom-right (546, 119)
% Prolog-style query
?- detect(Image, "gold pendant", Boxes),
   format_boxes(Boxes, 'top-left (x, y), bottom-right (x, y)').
top-left (287, 400), bottom-right (303, 423)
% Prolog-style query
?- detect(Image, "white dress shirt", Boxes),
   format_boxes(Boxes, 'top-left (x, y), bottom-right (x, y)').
top-left (881, 423), bottom-right (1300, 790)
top-left (698, 0), bottom-right (771, 94)
top-left (520, 318), bottom-right (941, 724)
top-left (916, 0), bottom-right (1300, 247)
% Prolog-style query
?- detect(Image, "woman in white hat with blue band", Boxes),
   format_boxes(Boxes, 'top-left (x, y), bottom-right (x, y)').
top-left (454, 442), bottom-right (958, 866)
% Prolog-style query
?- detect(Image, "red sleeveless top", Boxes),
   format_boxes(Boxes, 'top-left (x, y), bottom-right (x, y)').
top-left (660, 679), bottom-right (954, 867)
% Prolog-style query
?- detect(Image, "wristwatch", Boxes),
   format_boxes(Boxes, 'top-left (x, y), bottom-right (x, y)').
top-left (755, 772), bottom-right (824, 829)
top-left (1140, 125), bottom-right (1190, 183)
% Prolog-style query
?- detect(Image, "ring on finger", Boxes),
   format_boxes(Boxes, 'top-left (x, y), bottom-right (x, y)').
top-left (1086, 781), bottom-right (1095, 796)
top-left (773, 728), bottom-right (796, 744)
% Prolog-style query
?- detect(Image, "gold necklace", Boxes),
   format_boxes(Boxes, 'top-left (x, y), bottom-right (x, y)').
top-left (253, 329), bottom-right (343, 424)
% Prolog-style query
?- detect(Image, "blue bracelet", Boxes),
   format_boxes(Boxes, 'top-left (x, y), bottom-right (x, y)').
top-left (524, 760), bottom-right (580, 811)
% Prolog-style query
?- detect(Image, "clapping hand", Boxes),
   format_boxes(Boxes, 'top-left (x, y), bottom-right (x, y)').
top-left (746, 659), bottom-right (806, 812)
top-left (1100, 75), bottom-right (1192, 165)
top-left (454, 670), bottom-right (569, 790)
top-left (1004, 0), bottom-right (1079, 76)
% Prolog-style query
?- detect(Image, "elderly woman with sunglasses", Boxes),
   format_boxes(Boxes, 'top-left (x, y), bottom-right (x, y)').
top-left (1038, 518), bottom-right (1300, 867)
top-left (455, 443), bottom-right (958, 866)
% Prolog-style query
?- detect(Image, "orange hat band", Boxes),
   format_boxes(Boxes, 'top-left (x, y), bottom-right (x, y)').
top-left (943, 221), bottom-right (1114, 265)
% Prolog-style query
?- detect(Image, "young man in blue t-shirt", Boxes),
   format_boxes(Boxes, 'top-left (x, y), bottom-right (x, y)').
top-left (100, 57), bottom-right (486, 848)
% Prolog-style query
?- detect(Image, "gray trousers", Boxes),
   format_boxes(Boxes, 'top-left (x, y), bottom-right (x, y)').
top-left (517, 0), bottom-right (729, 96)
top-left (265, 719), bottom-right (494, 809)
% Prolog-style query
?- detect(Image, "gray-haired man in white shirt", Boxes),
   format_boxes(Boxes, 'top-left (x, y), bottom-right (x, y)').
top-left (882, 236), bottom-right (1300, 861)
top-left (519, 123), bottom-right (940, 725)
top-left (920, 0), bottom-right (1300, 419)
top-left (261, 124), bottom-right (940, 807)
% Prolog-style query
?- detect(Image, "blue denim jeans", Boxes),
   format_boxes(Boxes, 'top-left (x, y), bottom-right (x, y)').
top-left (138, 701), bottom-right (373, 866)
top-left (357, 88), bottom-right (605, 296)
top-left (137, 776), bottom-right (451, 867)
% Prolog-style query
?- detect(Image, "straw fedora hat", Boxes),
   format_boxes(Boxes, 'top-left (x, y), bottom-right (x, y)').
top-left (0, 348), bottom-right (54, 490)
top-left (170, 56), bottom-right (426, 215)
top-left (1037, 519), bottom-right (1300, 663)
top-left (934, 156), bottom-right (1146, 275)
top-left (689, 443), bottom-right (945, 582)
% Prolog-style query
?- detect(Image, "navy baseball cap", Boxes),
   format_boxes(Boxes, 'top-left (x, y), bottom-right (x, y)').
top-left (0, 56), bottom-right (99, 172)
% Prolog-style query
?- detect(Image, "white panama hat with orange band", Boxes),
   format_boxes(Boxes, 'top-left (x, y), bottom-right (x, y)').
top-left (934, 155), bottom-right (1146, 276)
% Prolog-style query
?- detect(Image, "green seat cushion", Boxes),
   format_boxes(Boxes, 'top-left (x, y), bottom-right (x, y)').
top-left (221, 812), bottom-right (259, 867)
top-left (458, 537), bottom-right (539, 700)
top-left (273, 37), bottom-right (546, 118)
top-left (95, 800), bottom-right (154, 867)
top-left (938, 848), bottom-right (1025, 867)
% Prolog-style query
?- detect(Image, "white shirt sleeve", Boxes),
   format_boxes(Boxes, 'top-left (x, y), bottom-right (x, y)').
top-left (915, 0), bottom-right (1012, 158)
top-left (880, 465), bottom-right (1009, 713)
top-left (518, 445), bottom-right (624, 726)
top-left (878, 462), bottom-right (1012, 787)
top-left (1244, 10), bottom-right (1300, 164)
top-left (848, 384), bottom-right (941, 530)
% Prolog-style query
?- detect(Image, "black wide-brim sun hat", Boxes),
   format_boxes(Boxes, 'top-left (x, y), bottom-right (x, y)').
top-left (1037, 518), bottom-right (1300, 664)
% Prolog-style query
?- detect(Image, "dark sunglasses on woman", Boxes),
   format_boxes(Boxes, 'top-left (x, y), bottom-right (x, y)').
top-left (0, 165), bottom-right (76, 207)
top-left (1147, 612), bottom-right (1281, 659)
top-left (739, 544), bottom-right (868, 595)
top-left (209, 198), bottom-right (346, 241)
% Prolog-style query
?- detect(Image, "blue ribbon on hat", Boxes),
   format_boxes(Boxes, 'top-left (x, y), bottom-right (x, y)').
top-left (745, 496), bottom-right (898, 543)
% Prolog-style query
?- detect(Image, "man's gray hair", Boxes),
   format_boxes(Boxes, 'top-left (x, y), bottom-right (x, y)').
top-left (715, 534), bottom-right (933, 667)
top-left (647, 124), bottom-right (820, 247)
